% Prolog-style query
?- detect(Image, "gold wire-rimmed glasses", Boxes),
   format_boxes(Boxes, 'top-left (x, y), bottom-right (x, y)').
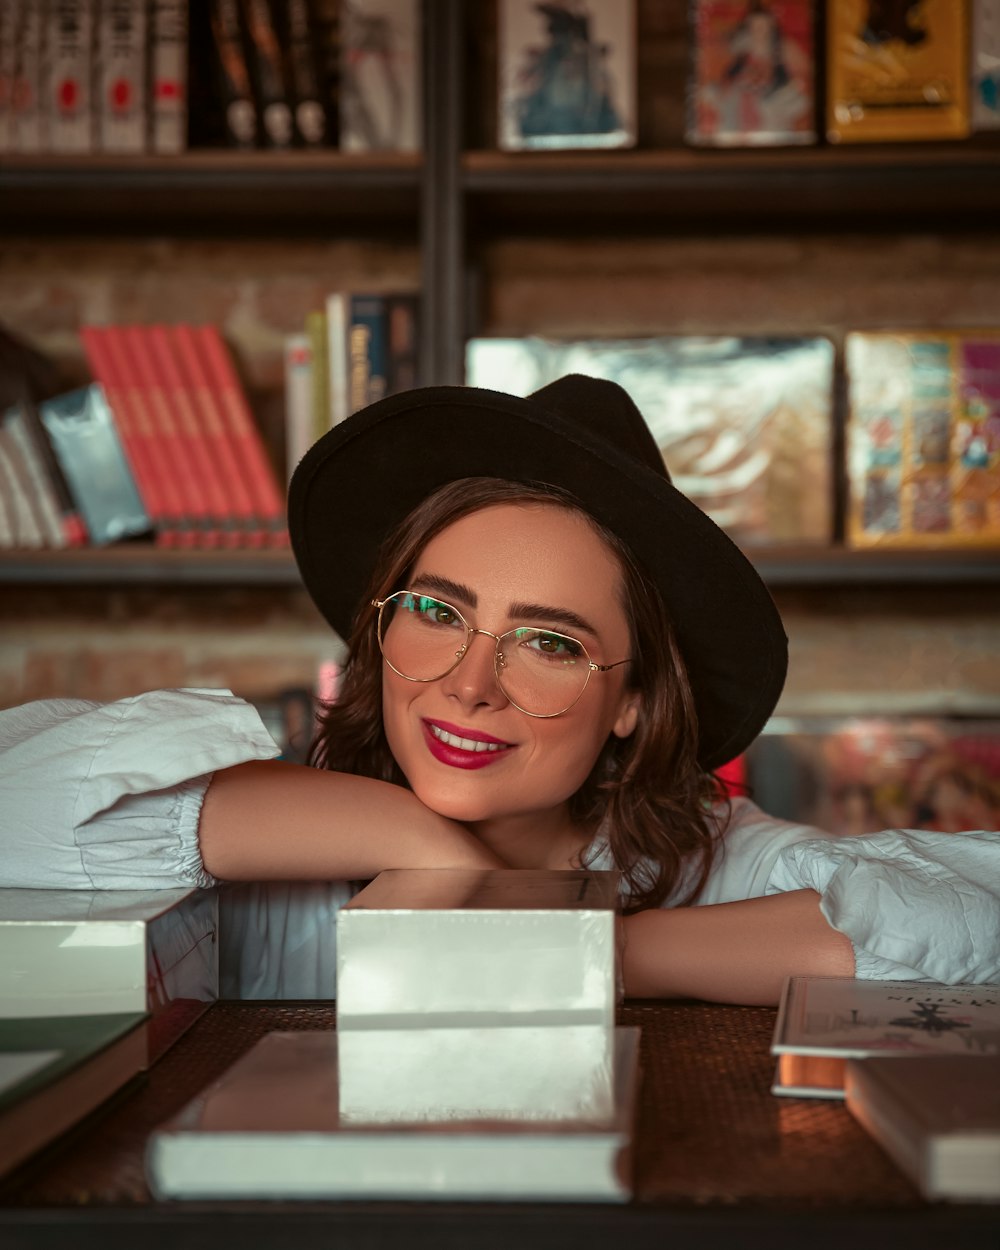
top-left (372, 590), bottom-right (630, 718)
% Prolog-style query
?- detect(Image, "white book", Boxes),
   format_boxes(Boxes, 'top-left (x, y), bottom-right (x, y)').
top-left (11, 0), bottom-right (45, 152)
top-left (150, 0), bottom-right (188, 153)
top-left (46, 0), bottom-right (95, 153)
top-left (846, 1054), bottom-right (1000, 1201)
top-left (0, 887), bottom-right (218, 1060)
top-left (283, 332), bottom-right (313, 481)
top-left (339, 0), bottom-right (421, 152)
top-left (96, 0), bottom-right (147, 152)
top-left (973, 0), bottom-right (1000, 131)
top-left (771, 976), bottom-right (1000, 1099)
top-left (146, 1025), bottom-right (640, 1202)
top-left (325, 290), bottom-right (350, 428)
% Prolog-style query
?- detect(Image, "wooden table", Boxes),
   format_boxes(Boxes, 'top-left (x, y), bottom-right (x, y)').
top-left (1, 1001), bottom-right (997, 1249)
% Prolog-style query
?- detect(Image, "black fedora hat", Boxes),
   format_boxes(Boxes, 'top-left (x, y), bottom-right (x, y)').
top-left (288, 375), bottom-right (787, 770)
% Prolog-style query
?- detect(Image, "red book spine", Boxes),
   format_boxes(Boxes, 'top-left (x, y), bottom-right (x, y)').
top-left (145, 323), bottom-right (229, 548)
top-left (195, 323), bottom-right (288, 547)
top-left (170, 322), bottom-right (261, 547)
top-left (79, 324), bottom-right (171, 547)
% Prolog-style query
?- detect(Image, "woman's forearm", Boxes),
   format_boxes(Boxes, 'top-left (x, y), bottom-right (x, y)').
top-left (199, 760), bottom-right (506, 880)
top-left (621, 889), bottom-right (856, 1006)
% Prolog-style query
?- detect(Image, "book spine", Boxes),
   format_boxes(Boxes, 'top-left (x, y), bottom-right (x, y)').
top-left (242, 0), bottom-right (293, 149)
top-left (208, 0), bottom-right (257, 148)
top-left (80, 324), bottom-right (170, 546)
top-left (96, 0), bottom-right (147, 152)
top-left (11, 0), bottom-right (45, 153)
top-left (0, 424), bottom-right (46, 548)
top-left (12, 399), bottom-right (89, 545)
top-left (283, 332), bottom-right (314, 481)
top-left (973, 0), bottom-right (1000, 131)
top-left (150, 0), bottom-right (188, 153)
top-left (385, 292), bottom-right (420, 395)
top-left (309, 0), bottom-right (340, 146)
top-left (305, 308), bottom-right (330, 443)
top-left (2, 405), bottom-right (67, 547)
top-left (194, 324), bottom-right (288, 546)
top-left (145, 323), bottom-right (230, 547)
top-left (348, 294), bottom-right (388, 413)
top-left (169, 322), bottom-right (260, 547)
top-left (286, 0), bottom-right (328, 146)
top-left (0, 0), bottom-right (17, 153)
top-left (324, 290), bottom-right (349, 427)
top-left (46, 0), bottom-right (96, 153)
top-left (339, 0), bottom-right (421, 153)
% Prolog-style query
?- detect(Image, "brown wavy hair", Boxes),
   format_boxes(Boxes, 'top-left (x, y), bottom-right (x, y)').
top-left (308, 477), bottom-right (727, 911)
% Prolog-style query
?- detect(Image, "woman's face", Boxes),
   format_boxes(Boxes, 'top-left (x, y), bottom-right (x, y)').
top-left (381, 502), bottom-right (641, 838)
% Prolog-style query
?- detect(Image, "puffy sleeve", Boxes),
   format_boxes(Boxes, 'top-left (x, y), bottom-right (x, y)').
top-left (0, 690), bottom-right (280, 890)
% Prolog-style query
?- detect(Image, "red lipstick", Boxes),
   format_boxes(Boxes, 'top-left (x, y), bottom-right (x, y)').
top-left (422, 719), bottom-right (513, 770)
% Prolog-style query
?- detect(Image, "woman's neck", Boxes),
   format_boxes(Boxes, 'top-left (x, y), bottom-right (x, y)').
top-left (466, 806), bottom-right (592, 871)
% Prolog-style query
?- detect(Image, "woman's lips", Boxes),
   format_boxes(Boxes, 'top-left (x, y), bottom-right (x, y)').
top-left (422, 719), bottom-right (514, 770)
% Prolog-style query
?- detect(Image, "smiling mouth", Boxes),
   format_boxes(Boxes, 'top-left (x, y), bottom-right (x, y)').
top-left (427, 723), bottom-right (509, 753)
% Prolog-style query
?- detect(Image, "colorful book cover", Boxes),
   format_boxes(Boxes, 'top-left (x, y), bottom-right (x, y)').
top-left (242, 0), bottom-right (294, 148)
top-left (826, 0), bottom-right (970, 143)
top-left (97, 0), bottom-right (147, 152)
top-left (498, 0), bottom-right (637, 150)
top-left (687, 0), bottom-right (817, 147)
top-left (150, 0), bottom-right (188, 153)
top-left (45, 0), bottom-right (96, 153)
top-left (845, 330), bottom-right (1000, 549)
top-left (348, 294), bottom-right (389, 413)
top-left (339, 0), bottom-right (421, 152)
top-left (467, 335), bottom-right (835, 546)
top-left (973, 0), bottom-right (1000, 131)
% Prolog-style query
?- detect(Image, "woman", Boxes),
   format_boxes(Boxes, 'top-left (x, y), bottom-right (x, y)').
top-left (2, 376), bottom-right (998, 1002)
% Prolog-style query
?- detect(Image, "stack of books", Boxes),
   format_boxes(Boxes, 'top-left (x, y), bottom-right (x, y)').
top-left (148, 868), bottom-right (641, 1202)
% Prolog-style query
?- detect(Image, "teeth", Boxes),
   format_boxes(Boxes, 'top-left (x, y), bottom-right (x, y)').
top-left (430, 724), bottom-right (505, 753)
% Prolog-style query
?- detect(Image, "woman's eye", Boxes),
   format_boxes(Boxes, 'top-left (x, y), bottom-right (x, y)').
top-left (417, 598), bottom-right (460, 627)
top-left (526, 631), bottom-right (583, 659)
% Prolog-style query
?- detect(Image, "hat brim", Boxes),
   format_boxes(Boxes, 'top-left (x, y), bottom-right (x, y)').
top-left (288, 386), bottom-right (787, 771)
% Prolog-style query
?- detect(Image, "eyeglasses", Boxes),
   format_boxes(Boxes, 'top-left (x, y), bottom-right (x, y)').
top-left (372, 590), bottom-right (630, 718)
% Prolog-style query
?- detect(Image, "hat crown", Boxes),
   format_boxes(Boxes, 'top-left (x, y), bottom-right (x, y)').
top-left (529, 374), bottom-right (671, 483)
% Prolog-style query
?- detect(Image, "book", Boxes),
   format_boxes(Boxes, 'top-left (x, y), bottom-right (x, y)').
top-left (498, 0), bottom-right (637, 150)
top-left (339, 0), bottom-right (421, 152)
top-left (305, 307), bottom-right (330, 442)
top-left (96, 0), bottom-right (147, 152)
top-left (37, 384), bottom-right (152, 546)
top-left (385, 291), bottom-right (420, 394)
top-left (0, 0), bottom-right (14, 153)
top-left (0, 1012), bottom-right (148, 1178)
top-left (0, 886), bottom-right (218, 1060)
top-left (347, 293), bottom-right (389, 413)
top-left (686, 0), bottom-right (817, 148)
top-left (10, 0), bottom-right (44, 152)
top-left (826, 0), bottom-right (970, 143)
top-left (286, 0), bottom-right (329, 146)
top-left (208, 0), bottom-right (257, 148)
top-left (466, 335), bottom-right (836, 546)
top-left (283, 332), bottom-right (314, 481)
top-left (325, 290), bottom-right (350, 426)
top-left (1, 404), bottom-right (67, 547)
top-left (242, 0), bottom-right (294, 148)
top-left (973, 0), bottom-right (1000, 131)
top-left (845, 1054), bottom-right (1000, 1201)
top-left (146, 1025), bottom-right (640, 1202)
top-left (771, 976), bottom-right (1000, 1099)
top-left (45, 0), bottom-right (96, 153)
top-left (150, 0), bottom-right (188, 153)
top-left (845, 330), bottom-right (1000, 549)
top-left (1, 400), bottom-right (86, 546)
top-left (0, 423), bottom-right (45, 548)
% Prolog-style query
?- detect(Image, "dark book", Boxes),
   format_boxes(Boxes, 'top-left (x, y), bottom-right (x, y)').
top-left (0, 1013), bottom-right (147, 1178)
top-left (242, 0), bottom-right (294, 148)
top-left (286, 0), bottom-right (329, 146)
top-left (385, 292), bottom-right (420, 394)
top-left (348, 293), bottom-right (389, 414)
top-left (208, 0), bottom-right (258, 148)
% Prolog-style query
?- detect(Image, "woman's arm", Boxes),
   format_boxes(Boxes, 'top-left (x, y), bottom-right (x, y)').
top-left (621, 889), bottom-right (855, 1006)
top-left (199, 759), bottom-right (506, 880)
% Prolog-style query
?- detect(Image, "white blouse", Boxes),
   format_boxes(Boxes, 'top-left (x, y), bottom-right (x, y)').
top-left (1, 690), bottom-right (998, 997)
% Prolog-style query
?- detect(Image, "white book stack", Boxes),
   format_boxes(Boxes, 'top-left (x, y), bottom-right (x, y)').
top-left (148, 868), bottom-right (641, 1202)
top-left (0, 886), bottom-right (218, 1061)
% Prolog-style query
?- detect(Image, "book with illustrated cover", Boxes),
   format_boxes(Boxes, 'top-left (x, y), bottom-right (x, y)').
top-left (242, 0), bottom-right (294, 148)
top-left (348, 294), bottom-right (389, 413)
top-left (208, 0), bottom-right (257, 148)
top-left (826, 0), bottom-right (970, 143)
top-left (845, 330), bottom-right (1000, 550)
top-left (96, 0), bottom-right (147, 152)
top-left (0, 1012), bottom-right (147, 1178)
top-left (771, 976), bottom-right (1000, 1099)
top-left (687, 0), bottom-right (817, 148)
top-left (37, 385), bottom-right (151, 546)
top-left (339, 0), bottom-right (421, 152)
top-left (498, 0), bottom-right (636, 150)
top-left (150, 0), bottom-right (188, 152)
top-left (845, 1054), bottom-right (1000, 1201)
top-left (146, 1025), bottom-right (640, 1202)
top-left (973, 0), bottom-right (1000, 131)
top-left (467, 335), bottom-right (835, 546)
top-left (45, 0), bottom-right (96, 153)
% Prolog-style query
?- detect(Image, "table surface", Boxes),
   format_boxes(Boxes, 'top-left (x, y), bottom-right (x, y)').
top-left (1, 1000), bottom-right (998, 1250)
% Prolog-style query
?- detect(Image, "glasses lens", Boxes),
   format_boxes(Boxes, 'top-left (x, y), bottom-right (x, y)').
top-left (497, 628), bottom-right (591, 716)
top-left (378, 592), bottom-right (469, 681)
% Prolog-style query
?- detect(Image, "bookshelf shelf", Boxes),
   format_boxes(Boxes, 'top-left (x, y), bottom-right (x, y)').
top-left (2, 547), bottom-right (997, 589)
top-left (0, 151), bottom-right (423, 234)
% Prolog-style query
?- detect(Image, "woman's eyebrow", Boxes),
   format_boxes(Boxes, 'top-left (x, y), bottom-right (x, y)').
top-left (507, 600), bottom-right (598, 639)
top-left (409, 573), bottom-right (477, 608)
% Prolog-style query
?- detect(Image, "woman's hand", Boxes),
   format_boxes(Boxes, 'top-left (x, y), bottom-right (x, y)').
top-left (619, 889), bottom-right (856, 1006)
top-left (199, 760), bottom-right (507, 881)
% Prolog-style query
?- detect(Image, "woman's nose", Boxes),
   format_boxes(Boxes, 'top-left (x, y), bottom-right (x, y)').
top-left (441, 630), bottom-right (508, 709)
